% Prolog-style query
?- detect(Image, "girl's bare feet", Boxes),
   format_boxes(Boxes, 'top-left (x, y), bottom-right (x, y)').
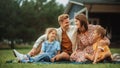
top-left (93, 62), bottom-right (96, 64)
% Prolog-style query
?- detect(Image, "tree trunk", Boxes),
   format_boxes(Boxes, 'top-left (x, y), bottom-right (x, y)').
top-left (9, 40), bottom-right (14, 49)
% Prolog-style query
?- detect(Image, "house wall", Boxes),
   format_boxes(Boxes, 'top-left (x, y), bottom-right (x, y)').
top-left (89, 13), bottom-right (120, 42)
top-left (65, 2), bottom-right (120, 42)
top-left (68, 4), bottom-right (85, 20)
top-left (85, 4), bottom-right (120, 13)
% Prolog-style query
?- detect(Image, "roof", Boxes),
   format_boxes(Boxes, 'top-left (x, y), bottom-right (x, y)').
top-left (64, 1), bottom-right (85, 13)
top-left (64, 1), bottom-right (86, 19)
top-left (70, 0), bottom-right (120, 5)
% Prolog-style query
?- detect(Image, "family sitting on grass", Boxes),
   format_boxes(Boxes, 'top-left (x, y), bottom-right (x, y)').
top-left (13, 13), bottom-right (113, 64)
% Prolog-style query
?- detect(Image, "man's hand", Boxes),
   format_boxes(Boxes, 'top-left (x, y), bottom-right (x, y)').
top-left (28, 47), bottom-right (37, 56)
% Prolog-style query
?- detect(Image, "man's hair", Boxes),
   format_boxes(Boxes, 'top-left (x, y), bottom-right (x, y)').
top-left (58, 14), bottom-right (69, 23)
top-left (96, 26), bottom-right (106, 38)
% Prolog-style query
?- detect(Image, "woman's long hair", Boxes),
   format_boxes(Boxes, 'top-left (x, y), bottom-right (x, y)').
top-left (75, 13), bottom-right (88, 33)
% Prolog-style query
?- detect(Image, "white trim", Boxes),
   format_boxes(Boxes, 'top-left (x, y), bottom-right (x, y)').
top-left (76, 7), bottom-right (88, 18)
top-left (64, 1), bottom-right (85, 13)
top-left (89, 18), bottom-right (100, 25)
top-left (86, 8), bottom-right (88, 19)
top-left (69, 1), bottom-right (84, 6)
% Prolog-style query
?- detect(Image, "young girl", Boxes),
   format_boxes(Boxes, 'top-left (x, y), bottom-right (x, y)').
top-left (13, 28), bottom-right (60, 63)
top-left (85, 26), bottom-right (112, 64)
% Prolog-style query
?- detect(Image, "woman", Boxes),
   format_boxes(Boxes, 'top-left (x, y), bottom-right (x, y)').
top-left (70, 13), bottom-right (110, 62)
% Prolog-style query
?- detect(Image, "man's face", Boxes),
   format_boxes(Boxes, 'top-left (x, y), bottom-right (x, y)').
top-left (60, 18), bottom-right (70, 31)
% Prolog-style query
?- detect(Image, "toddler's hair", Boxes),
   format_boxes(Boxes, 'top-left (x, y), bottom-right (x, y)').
top-left (45, 27), bottom-right (57, 39)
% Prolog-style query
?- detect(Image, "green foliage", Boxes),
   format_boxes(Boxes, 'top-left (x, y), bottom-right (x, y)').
top-left (0, 0), bottom-right (64, 47)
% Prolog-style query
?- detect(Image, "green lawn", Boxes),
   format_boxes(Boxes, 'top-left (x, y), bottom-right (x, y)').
top-left (0, 48), bottom-right (120, 68)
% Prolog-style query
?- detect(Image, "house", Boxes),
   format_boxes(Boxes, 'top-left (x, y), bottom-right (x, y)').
top-left (64, 0), bottom-right (120, 42)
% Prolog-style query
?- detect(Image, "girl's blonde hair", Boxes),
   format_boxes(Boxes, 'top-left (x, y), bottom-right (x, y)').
top-left (95, 26), bottom-right (106, 38)
top-left (45, 27), bottom-right (57, 39)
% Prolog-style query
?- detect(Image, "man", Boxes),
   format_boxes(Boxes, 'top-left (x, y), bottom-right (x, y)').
top-left (14, 14), bottom-right (78, 61)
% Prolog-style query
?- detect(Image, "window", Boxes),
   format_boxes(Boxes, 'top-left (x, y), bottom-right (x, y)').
top-left (89, 18), bottom-right (99, 25)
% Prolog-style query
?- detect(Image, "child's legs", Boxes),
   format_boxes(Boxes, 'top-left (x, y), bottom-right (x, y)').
top-left (85, 53), bottom-right (94, 61)
top-left (93, 51), bottom-right (100, 63)
top-left (96, 51), bottom-right (112, 62)
top-left (93, 48), bottom-right (102, 63)
top-left (28, 43), bottom-right (42, 56)
top-left (32, 53), bottom-right (50, 62)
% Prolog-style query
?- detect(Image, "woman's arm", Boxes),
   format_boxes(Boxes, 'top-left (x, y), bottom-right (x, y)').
top-left (99, 37), bottom-right (110, 46)
top-left (33, 34), bottom-right (47, 48)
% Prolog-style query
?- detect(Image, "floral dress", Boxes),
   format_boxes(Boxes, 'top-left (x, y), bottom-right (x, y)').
top-left (70, 24), bottom-right (109, 62)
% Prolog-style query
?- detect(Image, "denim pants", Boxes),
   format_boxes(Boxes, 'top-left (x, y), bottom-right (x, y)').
top-left (30, 53), bottom-right (51, 62)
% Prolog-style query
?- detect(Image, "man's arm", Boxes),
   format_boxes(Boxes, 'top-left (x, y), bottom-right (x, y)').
top-left (33, 34), bottom-right (47, 48)
top-left (28, 34), bottom-right (47, 56)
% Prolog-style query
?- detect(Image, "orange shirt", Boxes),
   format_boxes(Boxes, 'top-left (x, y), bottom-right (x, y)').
top-left (61, 30), bottom-right (72, 55)
top-left (93, 41), bottom-right (111, 59)
top-left (93, 41), bottom-right (110, 52)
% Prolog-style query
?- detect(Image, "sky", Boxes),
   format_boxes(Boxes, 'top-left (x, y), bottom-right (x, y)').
top-left (47, 0), bottom-right (69, 6)
top-left (56, 0), bottom-right (69, 6)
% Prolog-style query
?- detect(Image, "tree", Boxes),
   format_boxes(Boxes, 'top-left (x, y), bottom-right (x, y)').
top-left (0, 0), bottom-right (65, 49)
top-left (0, 0), bottom-right (20, 48)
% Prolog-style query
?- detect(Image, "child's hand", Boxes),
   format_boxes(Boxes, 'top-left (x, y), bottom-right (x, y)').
top-left (98, 46), bottom-right (104, 52)
top-left (93, 61), bottom-right (96, 64)
top-left (51, 58), bottom-right (55, 62)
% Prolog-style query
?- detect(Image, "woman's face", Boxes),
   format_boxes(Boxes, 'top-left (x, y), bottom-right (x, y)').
top-left (74, 19), bottom-right (85, 32)
top-left (74, 19), bottom-right (81, 29)
top-left (48, 30), bottom-right (57, 41)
